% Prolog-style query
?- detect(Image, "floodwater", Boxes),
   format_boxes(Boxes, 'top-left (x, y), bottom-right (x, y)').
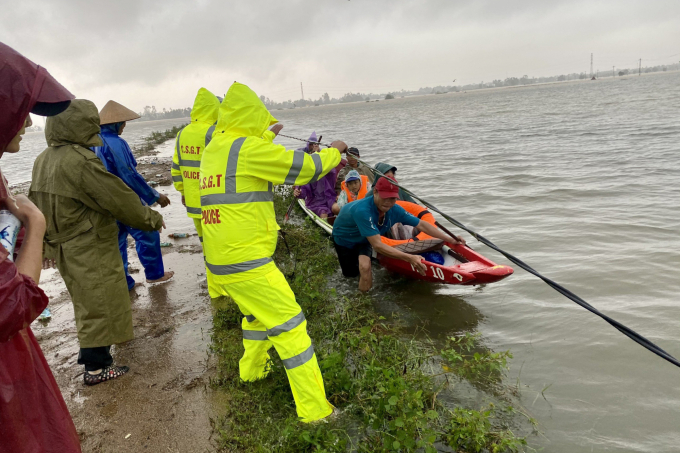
top-left (274, 73), bottom-right (680, 452)
top-left (4, 117), bottom-right (189, 184)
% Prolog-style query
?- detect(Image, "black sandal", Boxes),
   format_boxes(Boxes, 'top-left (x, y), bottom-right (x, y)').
top-left (83, 365), bottom-right (130, 386)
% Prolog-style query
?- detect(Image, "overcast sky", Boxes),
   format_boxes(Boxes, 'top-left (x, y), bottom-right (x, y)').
top-left (2, 0), bottom-right (679, 114)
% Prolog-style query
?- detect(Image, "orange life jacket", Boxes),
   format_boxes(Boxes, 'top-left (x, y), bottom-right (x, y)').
top-left (341, 175), bottom-right (369, 203)
top-left (380, 200), bottom-right (437, 247)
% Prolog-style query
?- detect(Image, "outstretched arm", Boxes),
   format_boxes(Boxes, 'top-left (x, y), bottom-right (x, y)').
top-left (80, 158), bottom-right (164, 231)
top-left (416, 221), bottom-right (465, 245)
top-left (0, 195), bottom-right (48, 341)
top-left (366, 235), bottom-right (427, 275)
top-left (244, 139), bottom-right (347, 186)
top-left (105, 138), bottom-right (160, 205)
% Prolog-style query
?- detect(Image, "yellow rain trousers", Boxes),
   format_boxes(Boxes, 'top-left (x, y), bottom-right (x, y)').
top-left (192, 218), bottom-right (203, 252)
top-left (200, 82), bottom-right (341, 422)
top-left (172, 87), bottom-right (220, 227)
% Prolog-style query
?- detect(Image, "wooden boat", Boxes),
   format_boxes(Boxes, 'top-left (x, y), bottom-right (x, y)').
top-left (297, 199), bottom-right (513, 285)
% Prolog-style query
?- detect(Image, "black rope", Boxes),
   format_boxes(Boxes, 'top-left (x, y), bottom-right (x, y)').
top-left (277, 132), bottom-right (680, 369)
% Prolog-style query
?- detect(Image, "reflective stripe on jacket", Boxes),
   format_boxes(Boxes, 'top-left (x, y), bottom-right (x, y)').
top-left (200, 82), bottom-right (341, 290)
top-left (172, 87), bottom-right (220, 218)
top-left (341, 174), bottom-right (369, 203)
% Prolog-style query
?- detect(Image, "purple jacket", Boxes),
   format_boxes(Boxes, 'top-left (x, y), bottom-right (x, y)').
top-left (299, 168), bottom-right (339, 216)
top-left (296, 131), bottom-right (344, 216)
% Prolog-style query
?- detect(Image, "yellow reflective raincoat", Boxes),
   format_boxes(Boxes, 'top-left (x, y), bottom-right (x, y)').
top-left (200, 83), bottom-right (340, 286)
top-left (172, 87), bottom-right (220, 226)
top-left (200, 82), bottom-right (340, 422)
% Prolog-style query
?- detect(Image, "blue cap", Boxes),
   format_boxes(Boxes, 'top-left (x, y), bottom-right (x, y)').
top-left (345, 170), bottom-right (361, 183)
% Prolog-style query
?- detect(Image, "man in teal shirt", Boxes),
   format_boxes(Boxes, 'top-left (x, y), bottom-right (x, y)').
top-left (332, 177), bottom-right (464, 291)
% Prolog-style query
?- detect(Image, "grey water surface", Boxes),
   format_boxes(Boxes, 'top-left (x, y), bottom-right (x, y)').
top-left (4, 117), bottom-right (189, 184)
top-left (5, 74), bottom-right (680, 452)
top-left (274, 72), bottom-right (680, 452)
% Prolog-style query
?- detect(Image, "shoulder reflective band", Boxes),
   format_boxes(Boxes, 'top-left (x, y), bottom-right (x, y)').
top-left (282, 345), bottom-right (315, 370)
top-left (175, 129), bottom-right (183, 155)
top-left (205, 257), bottom-right (272, 275)
top-left (267, 311), bottom-right (305, 337)
top-left (285, 151), bottom-right (305, 185)
top-left (224, 137), bottom-right (246, 193)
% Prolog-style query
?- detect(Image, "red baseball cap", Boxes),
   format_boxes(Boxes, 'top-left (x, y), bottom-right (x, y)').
top-left (375, 177), bottom-right (400, 198)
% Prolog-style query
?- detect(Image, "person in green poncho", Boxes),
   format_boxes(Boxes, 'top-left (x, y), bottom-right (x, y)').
top-left (29, 100), bottom-right (165, 386)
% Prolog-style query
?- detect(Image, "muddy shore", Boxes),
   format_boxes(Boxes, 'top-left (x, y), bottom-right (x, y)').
top-left (27, 139), bottom-right (222, 452)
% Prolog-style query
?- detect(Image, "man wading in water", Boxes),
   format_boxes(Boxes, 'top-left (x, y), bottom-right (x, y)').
top-left (332, 177), bottom-right (465, 292)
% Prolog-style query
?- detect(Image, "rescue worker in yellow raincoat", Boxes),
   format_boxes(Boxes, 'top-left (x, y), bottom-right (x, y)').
top-left (200, 82), bottom-right (348, 423)
top-left (171, 88), bottom-right (220, 248)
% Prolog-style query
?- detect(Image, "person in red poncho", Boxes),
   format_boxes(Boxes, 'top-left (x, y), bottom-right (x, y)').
top-left (0, 41), bottom-right (81, 453)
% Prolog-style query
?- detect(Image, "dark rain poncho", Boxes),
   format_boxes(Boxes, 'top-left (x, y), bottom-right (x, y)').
top-left (29, 100), bottom-right (164, 348)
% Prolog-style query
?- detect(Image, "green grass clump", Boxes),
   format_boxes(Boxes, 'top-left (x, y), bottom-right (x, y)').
top-left (133, 124), bottom-right (187, 154)
top-left (209, 189), bottom-right (530, 452)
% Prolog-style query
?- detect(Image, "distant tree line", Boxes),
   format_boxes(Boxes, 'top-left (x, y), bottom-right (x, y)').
top-left (141, 61), bottom-right (680, 114)
top-left (260, 61), bottom-right (679, 109)
top-left (138, 105), bottom-right (192, 121)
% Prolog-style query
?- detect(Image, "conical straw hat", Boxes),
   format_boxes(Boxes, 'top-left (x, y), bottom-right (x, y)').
top-left (98, 100), bottom-right (141, 125)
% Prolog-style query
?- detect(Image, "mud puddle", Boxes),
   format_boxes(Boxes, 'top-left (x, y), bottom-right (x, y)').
top-left (31, 175), bottom-right (222, 452)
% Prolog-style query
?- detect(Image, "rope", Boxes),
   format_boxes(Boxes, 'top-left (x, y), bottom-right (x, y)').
top-left (277, 132), bottom-right (680, 369)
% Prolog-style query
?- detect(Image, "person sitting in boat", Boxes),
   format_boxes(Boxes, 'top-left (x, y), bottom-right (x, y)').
top-left (331, 177), bottom-right (465, 292)
top-left (331, 170), bottom-right (371, 215)
top-left (293, 131), bottom-right (339, 219)
top-left (335, 147), bottom-right (374, 195)
top-left (367, 162), bottom-right (417, 203)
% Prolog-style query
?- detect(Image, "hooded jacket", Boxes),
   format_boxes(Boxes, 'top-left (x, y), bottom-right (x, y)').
top-left (0, 42), bottom-right (74, 152)
top-left (296, 132), bottom-right (339, 216)
top-left (200, 82), bottom-right (341, 291)
top-left (29, 100), bottom-right (163, 348)
top-left (94, 123), bottom-right (159, 205)
top-left (369, 161), bottom-right (416, 203)
top-left (172, 88), bottom-right (220, 218)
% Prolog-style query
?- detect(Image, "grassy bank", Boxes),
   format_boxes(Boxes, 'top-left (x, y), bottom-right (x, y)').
top-left (210, 190), bottom-right (532, 452)
top-left (132, 123), bottom-right (187, 157)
